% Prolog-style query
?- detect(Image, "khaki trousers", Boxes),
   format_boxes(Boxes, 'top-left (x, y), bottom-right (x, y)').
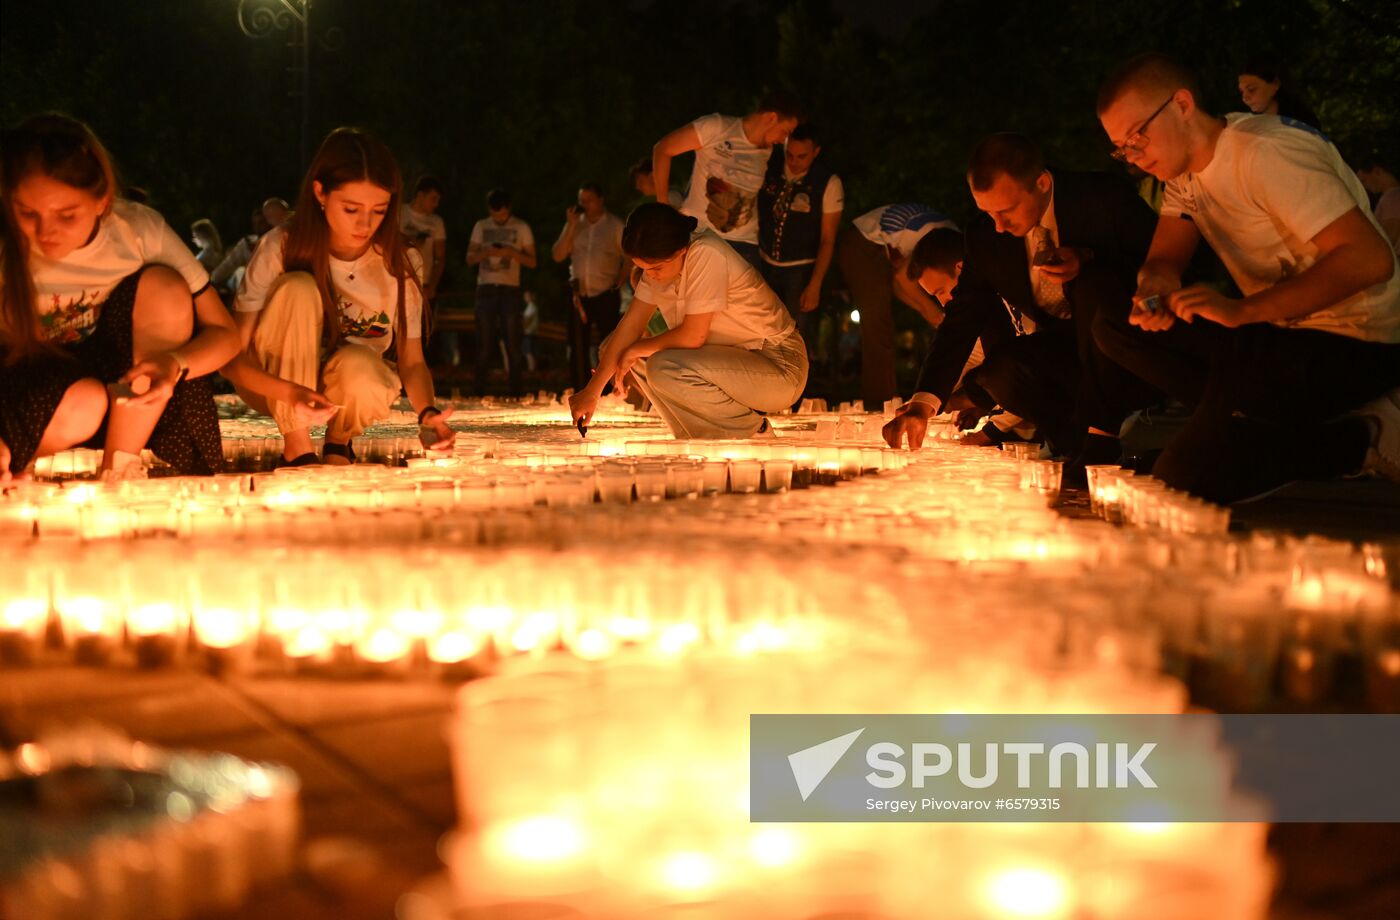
top-left (237, 272), bottom-right (400, 442)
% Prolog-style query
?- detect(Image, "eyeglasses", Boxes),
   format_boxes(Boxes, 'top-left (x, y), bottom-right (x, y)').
top-left (1109, 96), bottom-right (1174, 162)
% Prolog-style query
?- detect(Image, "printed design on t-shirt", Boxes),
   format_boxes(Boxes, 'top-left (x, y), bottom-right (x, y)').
top-left (481, 224), bottom-right (519, 273)
top-left (705, 173), bottom-right (758, 233)
top-left (39, 289), bottom-right (107, 344)
top-left (878, 203), bottom-right (948, 235)
top-left (338, 297), bottom-right (392, 339)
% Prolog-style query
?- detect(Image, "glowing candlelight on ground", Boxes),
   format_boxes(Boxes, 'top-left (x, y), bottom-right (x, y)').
top-left (981, 865), bottom-right (1073, 919)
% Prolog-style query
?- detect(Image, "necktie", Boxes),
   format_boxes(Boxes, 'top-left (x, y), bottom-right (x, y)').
top-left (1030, 225), bottom-right (1070, 318)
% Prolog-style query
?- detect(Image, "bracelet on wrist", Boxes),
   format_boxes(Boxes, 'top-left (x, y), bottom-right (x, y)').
top-left (418, 406), bottom-right (442, 425)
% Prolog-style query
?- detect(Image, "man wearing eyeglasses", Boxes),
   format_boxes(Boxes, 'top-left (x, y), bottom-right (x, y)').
top-left (884, 133), bottom-right (1160, 475)
top-left (1095, 53), bottom-right (1400, 503)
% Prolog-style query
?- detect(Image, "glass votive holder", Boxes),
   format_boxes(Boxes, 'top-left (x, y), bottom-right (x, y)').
top-left (729, 460), bottom-right (762, 494)
top-left (1031, 459), bottom-right (1063, 496)
top-left (1084, 464), bottom-right (1120, 516)
top-left (667, 462), bottom-right (704, 500)
top-left (700, 461), bottom-right (730, 495)
top-left (762, 460), bottom-right (794, 493)
top-left (1, 562), bottom-right (50, 665)
top-left (596, 466), bottom-right (635, 505)
top-left (53, 566), bottom-right (122, 665)
top-left (635, 463), bottom-right (668, 502)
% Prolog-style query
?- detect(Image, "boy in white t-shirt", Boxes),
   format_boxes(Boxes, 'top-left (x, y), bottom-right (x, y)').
top-left (650, 90), bottom-right (802, 270)
top-left (1096, 53), bottom-right (1400, 503)
top-left (838, 203), bottom-right (956, 408)
top-left (466, 189), bottom-right (536, 396)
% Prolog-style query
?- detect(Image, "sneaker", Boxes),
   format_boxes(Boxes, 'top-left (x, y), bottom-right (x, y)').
top-left (101, 450), bottom-right (147, 483)
top-left (1356, 386), bottom-right (1400, 482)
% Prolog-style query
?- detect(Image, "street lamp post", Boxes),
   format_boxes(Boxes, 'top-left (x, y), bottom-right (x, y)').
top-left (237, 0), bottom-right (340, 167)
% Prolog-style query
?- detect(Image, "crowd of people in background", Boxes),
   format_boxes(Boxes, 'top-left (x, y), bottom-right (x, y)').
top-left (2, 52), bottom-right (1398, 506)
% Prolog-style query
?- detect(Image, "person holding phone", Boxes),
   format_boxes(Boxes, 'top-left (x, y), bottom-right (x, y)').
top-left (1095, 53), bottom-right (1400, 501)
top-left (886, 133), bottom-right (1161, 483)
top-left (466, 189), bottom-right (535, 396)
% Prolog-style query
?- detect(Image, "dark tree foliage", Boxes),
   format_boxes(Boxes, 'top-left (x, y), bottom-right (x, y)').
top-left (4, 0), bottom-right (1397, 312)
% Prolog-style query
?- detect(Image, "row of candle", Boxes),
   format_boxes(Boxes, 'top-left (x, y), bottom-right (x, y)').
top-left (2, 727), bottom-right (299, 920)
top-left (434, 651), bottom-right (1275, 919)
top-left (3, 528), bottom-right (1395, 711)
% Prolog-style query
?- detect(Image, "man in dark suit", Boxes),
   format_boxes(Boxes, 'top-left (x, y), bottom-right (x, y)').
top-left (885, 133), bottom-right (1160, 470)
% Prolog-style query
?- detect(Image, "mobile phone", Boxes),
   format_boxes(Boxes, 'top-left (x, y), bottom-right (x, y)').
top-left (1031, 248), bottom-right (1064, 267)
top-left (1139, 294), bottom-right (1164, 315)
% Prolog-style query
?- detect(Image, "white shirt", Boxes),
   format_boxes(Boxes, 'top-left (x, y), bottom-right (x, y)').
top-left (469, 215), bottom-right (534, 287)
top-left (26, 199), bottom-right (209, 344)
top-left (556, 210), bottom-right (625, 297)
top-left (680, 113), bottom-right (773, 245)
top-left (235, 226), bottom-right (424, 356)
top-left (634, 230), bottom-right (795, 349)
top-left (762, 169), bottom-right (846, 268)
top-left (853, 204), bottom-right (957, 260)
top-left (1162, 113), bottom-right (1400, 343)
top-left (400, 205), bottom-right (446, 285)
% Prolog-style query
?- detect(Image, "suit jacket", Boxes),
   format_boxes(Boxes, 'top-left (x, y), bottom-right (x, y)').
top-left (913, 170), bottom-right (1156, 406)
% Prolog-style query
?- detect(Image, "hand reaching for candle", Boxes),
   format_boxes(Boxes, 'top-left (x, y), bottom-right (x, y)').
top-left (288, 384), bottom-right (339, 425)
top-left (882, 401), bottom-right (933, 449)
top-left (569, 388), bottom-right (598, 430)
top-left (421, 407), bottom-right (457, 450)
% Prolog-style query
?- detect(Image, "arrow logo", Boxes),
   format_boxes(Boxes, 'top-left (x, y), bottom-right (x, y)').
top-left (788, 728), bottom-right (865, 801)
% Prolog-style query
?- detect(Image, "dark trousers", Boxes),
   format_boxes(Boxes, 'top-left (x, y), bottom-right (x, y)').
top-left (760, 261), bottom-right (821, 362)
top-left (1094, 306), bottom-right (1400, 503)
top-left (568, 288), bottom-right (623, 391)
top-left (976, 262), bottom-right (1159, 456)
top-left (475, 284), bottom-right (525, 396)
top-left (836, 229), bottom-right (897, 409)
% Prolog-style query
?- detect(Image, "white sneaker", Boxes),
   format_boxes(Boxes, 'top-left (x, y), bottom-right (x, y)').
top-left (1356, 387), bottom-right (1400, 482)
top-left (101, 450), bottom-right (148, 483)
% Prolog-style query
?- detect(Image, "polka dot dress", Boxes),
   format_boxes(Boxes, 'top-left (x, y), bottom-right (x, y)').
top-left (1, 266), bottom-right (225, 475)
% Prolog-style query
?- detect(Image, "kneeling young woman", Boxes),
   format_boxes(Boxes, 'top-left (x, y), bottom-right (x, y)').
top-left (569, 204), bottom-right (807, 438)
top-left (1, 114), bottom-right (239, 482)
top-left (222, 128), bottom-right (455, 465)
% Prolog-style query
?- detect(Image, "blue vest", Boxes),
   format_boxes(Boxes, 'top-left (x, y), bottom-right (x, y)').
top-left (758, 147), bottom-right (834, 263)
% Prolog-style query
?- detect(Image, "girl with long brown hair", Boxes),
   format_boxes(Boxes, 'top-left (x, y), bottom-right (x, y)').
top-left (1, 113), bottom-right (239, 480)
top-left (222, 127), bottom-right (455, 464)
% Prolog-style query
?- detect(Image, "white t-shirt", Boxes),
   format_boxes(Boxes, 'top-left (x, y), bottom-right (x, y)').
top-left (400, 205), bottom-right (446, 284)
top-left (556, 211), bottom-right (625, 297)
top-left (26, 199), bottom-right (209, 344)
top-left (853, 203), bottom-right (958, 259)
top-left (470, 215), bottom-right (534, 287)
top-left (680, 113), bottom-right (773, 245)
top-left (762, 169), bottom-right (846, 268)
top-left (1162, 113), bottom-right (1400, 343)
top-left (634, 230), bottom-right (795, 349)
top-left (235, 226), bottom-right (424, 355)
